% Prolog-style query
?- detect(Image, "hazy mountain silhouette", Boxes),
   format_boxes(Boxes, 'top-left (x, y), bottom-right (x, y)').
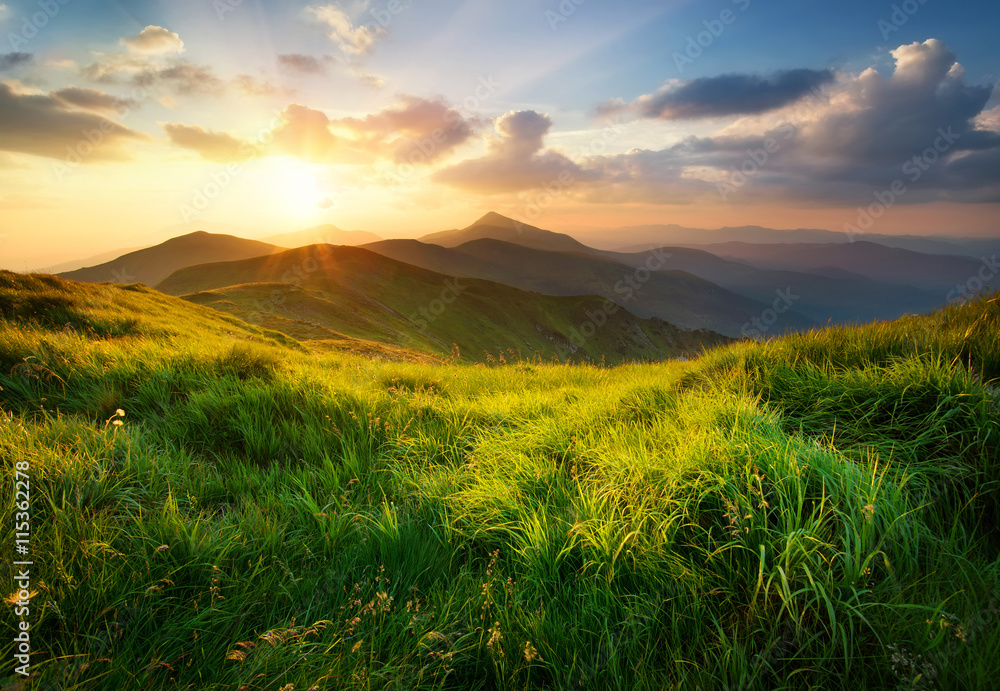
top-left (59, 232), bottom-right (283, 287)
top-left (262, 224), bottom-right (382, 248)
top-left (420, 212), bottom-right (591, 254)
top-left (695, 241), bottom-right (997, 293)
top-left (576, 224), bottom-right (997, 257)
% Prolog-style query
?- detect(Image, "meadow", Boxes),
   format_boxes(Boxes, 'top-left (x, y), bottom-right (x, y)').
top-left (1, 271), bottom-right (998, 689)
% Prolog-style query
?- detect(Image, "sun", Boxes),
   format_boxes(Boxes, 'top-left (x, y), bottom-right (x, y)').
top-left (255, 157), bottom-right (328, 221)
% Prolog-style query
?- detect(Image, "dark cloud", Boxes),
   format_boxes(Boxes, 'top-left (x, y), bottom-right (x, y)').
top-left (601, 69), bottom-right (835, 120)
top-left (576, 39), bottom-right (1000, 205)
top-left (133, 59), bottom-right (224, 95)
top-left (162, 123), bottom-right (249, 163)
top-left (277, 53), bottom-right (329, 75)
top-left (52, 86), bottom-right (135, 113)
top-left (0, 52), bottom-right (32, 71)
top-left (0, 82), bottom-right (147, 161)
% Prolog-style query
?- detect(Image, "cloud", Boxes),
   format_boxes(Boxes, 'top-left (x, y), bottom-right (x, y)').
top-left (52, 86), bottom-right (136, 113)
top-left (278, 53), bottom-right (329, 75)
top-left (80, 52), bottom-right (152, 83)
top-left (0, 82), bottom-right (148, 161)
top-left (308, 4), bottom-right (383, 55)
top-left (132, 59), bottom-right (224, 95)
top-left (0, 4), bottom-right (8, 19)
top-left (600, 69), bottom-right (836, 120)
top-left (46, 58), bottom-right (77, 69)
top-left (121, 26), bottom-right (184, 55)
top-left (0, 52), bottom-right (32, 71)
top-left (269, 103), bottom-right (352, 162)
top-left (434, 110), bottom-right (597, 193)
top-left (334, 95), bottom-right (476, 163)
top-left (162, 123), bottom-right (249, 163)
top-left (232, 74), bottom-right (293, 98)
top-left (164, 96), bottom-right (479, 167)
top-left (577, 39), bottom-right (1000, 205)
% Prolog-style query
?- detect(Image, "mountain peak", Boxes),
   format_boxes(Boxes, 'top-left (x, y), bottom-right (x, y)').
top-left (468, 212), bottom-right (522, 230)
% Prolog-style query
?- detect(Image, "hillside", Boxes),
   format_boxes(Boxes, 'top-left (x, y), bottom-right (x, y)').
top-left (59, 231), bottom-right (283, 286)
top-left (157, 246), bottom-right (729, 362)
top-left (1, 271), bottom-right (998, 689)
top-left (364, 237), bottom-right (812, 337)
top-left (420, 212), bottom-right (592, 253)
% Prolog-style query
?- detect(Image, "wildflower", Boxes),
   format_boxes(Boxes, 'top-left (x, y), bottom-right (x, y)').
top-left (862, 504), bottom-right (875, 522)
top-left (524, 641), bottom-right (543, 663)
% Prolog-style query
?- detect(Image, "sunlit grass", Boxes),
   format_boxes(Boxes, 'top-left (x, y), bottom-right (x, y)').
top-left (1, 272), bottom-right (998, 689)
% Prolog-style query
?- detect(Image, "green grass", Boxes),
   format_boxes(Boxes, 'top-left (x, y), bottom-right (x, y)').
top-left (1, 272), bottom-right (998, 690)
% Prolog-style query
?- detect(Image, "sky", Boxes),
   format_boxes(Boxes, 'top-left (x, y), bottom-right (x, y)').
top-left (1, 0), bottom-right (999, 269)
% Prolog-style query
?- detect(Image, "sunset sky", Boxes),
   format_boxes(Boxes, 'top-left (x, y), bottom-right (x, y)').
top-left (1, 0), bottom-right (999, 270)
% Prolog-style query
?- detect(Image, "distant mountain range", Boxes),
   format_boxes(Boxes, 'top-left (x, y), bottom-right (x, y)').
top-left (262, 224), bottom-right (383, 248)
top-left (46, 211), bottom-right (999, 360)
top-left (365, 233), bottom-right (816, 337)
top-left (575, 224), bottom-right (1000, 257)
top-left (59, 232), bottom-right (283, 287)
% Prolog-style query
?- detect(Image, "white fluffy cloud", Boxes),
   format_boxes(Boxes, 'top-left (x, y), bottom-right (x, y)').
top-left (308, 5), bottom-right (383, 55)
top-left (121, 25), bottom-right (184, 55)
top-left (434, 110), bottom-right (597, 193)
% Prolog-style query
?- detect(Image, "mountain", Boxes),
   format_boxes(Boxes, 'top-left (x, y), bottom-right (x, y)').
top-left (420, 212), bottom-right (592, 253)
top-left (158, 245), bottom-right (730, 362)
top-left (598, 246), bottom-right (943, 324)
top-left (58, 232), bottom-right (283, 287)
top-left (575, 224), bottom-right (999, 257)
top-left (692, 241), bottom-right (997, 294)
top-left (36, 245), bottom-right (148, 274)
top-left (363, 237), bottom-right (815, 338)
top-left (262, 224), bottom-right (383, 248)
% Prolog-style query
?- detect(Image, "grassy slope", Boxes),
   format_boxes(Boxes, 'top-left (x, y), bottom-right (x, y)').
top-left (1, 272), bottom-right (999, 690)
top-left (159, 246), bottom-right (728, 362)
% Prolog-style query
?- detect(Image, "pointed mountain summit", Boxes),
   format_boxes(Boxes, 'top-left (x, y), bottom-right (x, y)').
top-left (419, 212), bottom-right (591, 254)
top-left (58, 231), bottom-right (283, 286)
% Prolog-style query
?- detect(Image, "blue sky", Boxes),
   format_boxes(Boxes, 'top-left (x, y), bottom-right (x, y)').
top-left (1, 0), bottom-right (998, 268)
